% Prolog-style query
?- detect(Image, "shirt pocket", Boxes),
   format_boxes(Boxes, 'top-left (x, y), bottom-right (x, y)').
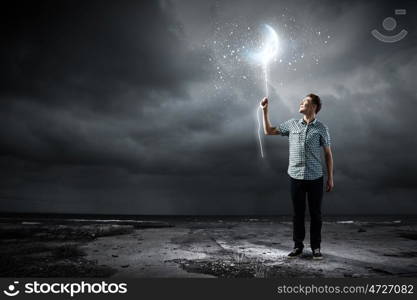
top-left (289, 129), bottom-right (303, 143)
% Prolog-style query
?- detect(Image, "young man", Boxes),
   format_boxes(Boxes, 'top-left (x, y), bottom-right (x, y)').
top-left (260, 94), bottom-right (334, 260)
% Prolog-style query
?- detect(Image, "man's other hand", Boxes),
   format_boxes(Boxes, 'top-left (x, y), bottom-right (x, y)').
top-left (326, 178), bottom-right (334, 192)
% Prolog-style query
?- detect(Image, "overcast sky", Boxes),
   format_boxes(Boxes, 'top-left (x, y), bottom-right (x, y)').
top-left (1, 0), bottom-right (416, 215)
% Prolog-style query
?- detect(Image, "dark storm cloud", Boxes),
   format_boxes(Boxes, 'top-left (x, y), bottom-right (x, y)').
top-left (0, 0), bottom-right (212, 165)
top-left (0, 0), bottom-right (209, 110)
top-left (0, 0), bottom-right (416, 214)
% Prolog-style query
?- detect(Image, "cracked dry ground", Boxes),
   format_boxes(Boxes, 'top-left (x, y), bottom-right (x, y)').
top-left (79, 218), bottom-right (417, 278)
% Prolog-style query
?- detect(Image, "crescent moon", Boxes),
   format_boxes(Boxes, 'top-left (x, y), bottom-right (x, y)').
top-left (262, 24), bottom-right (279, 64)
top-left (254, 24), bottom-right (280, 65)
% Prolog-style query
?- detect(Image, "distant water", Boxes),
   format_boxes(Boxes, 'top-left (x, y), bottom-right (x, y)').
top-left (335, 219), bottom-right (402, 225)
top-left (0, 213), bottom-right (416, 225)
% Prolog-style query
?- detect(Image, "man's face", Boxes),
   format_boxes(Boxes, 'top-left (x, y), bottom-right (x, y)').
top-left (298, 96), bottom-right (315, 114)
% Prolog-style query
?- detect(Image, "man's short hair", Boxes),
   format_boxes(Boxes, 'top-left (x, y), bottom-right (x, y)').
top-left (307, 93), bottom-right (321, 114)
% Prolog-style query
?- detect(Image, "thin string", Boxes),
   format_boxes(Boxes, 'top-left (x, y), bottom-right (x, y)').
top-left (257, 62), bottom-right (268, 158)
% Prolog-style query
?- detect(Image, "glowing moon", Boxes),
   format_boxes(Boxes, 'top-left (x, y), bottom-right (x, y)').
top-left (253, 24), bottom-right (280, 159)
top-left (254, 24), bottom-right (280, 66)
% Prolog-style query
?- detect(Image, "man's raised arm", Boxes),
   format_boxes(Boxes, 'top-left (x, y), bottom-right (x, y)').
top-left (260, 97), bottom-right (279, 135)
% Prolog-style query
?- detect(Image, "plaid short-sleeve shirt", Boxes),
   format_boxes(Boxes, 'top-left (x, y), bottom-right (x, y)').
top-left (278, 118), bottom-right (331, 180)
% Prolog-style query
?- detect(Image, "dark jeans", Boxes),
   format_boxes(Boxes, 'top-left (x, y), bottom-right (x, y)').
top-left (290, 175), bottom-right (323, 250)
